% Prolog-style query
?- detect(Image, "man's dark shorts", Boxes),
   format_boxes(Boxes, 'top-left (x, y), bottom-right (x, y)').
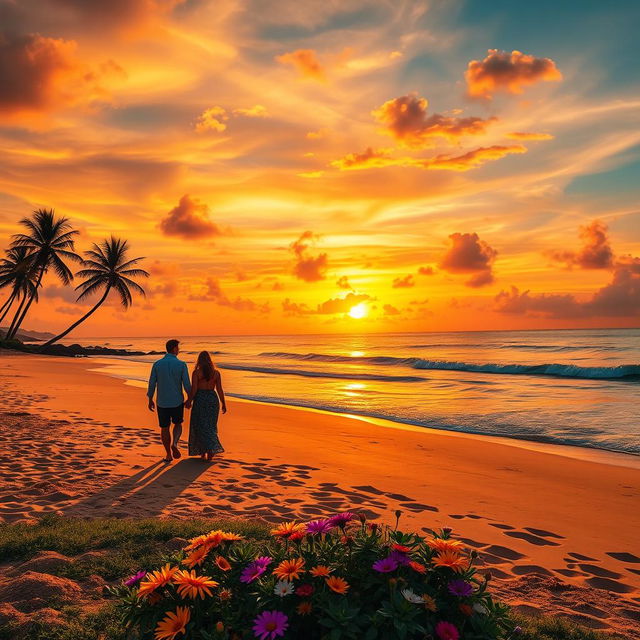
top-left (157, 404), bottom-right (184, 429)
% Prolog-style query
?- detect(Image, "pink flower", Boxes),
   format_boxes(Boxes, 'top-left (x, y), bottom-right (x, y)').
top-left (435, 621), bottom-right (460, 640)
top-left (448, 579), bottom-right (473, 597)
top-left (328, 512), bottom-right (356, 527)
top-left (372, 557), bottom-right (398, 573)
top-left (306, 519), bottom-right (334, 535)
top-left (124, 570), bottom-right (146, 587)
top-left (241, 559), bottom-right (269, 584)
top-left (253, 610), bottom-right (288, 640)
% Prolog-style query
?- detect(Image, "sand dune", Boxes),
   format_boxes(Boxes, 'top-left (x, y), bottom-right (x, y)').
top-left (0, 353), bottom-right (639, 637)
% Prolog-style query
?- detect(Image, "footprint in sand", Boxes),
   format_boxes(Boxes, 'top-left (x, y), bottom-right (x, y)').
top-left (511, 564), bottom-right (554, 577)
top-left (578, 564), bottom-right (622, 579)
top-left (567, 552), bottom-right (598, 561)
top-left (484, 545), bottom-right (526, 561)
top-left (606, 552), bottom-right (640, 563)
top-left (585, 577), bottom-right (634, 594)
top-left (504, 531), bottom-right (560, 546)
top-left (524, 526), bottom-right (565, 539)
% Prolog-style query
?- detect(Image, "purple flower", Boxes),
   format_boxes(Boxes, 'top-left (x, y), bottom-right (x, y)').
top-left (388, 550), bottom-right (411, 566)
top-left (448, 579), bottom-right (473, 597)
top-left (372, 557), bottom-right (399, 573)
top-left (328, 512), bottom-right (356, 528)
top-left (255, 556), bottom-right (273, 568)
top-left (241, 559), bottom-right (270, 584)
top-left (253, 610), bottom-right (289, 640)
top-left (306, 519), bottom-right (334, 535)
top-left (124, 570), bottom-right (146, 587)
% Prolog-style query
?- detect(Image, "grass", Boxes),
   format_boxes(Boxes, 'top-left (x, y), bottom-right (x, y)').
top-left (0, 516), bottom-right (628, 640)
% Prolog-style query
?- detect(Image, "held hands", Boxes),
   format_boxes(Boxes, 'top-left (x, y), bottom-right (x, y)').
top-left (185, 400), bottom-right (192, 410)
top-left (148, 398), bottom-right (155, 412)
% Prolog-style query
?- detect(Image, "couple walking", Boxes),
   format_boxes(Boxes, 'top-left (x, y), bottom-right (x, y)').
top-left (147, 339), bottom-right (227, 463)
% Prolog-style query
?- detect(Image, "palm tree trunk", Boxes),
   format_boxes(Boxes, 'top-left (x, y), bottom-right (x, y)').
top-left (0, 290), bottom-right (17, 326)
top-left (43, 287), bottom-right (111, 347)
top-left (7, 266), bottom-right (44, 339)
top-left (6, 293), bottom-right (28, 339)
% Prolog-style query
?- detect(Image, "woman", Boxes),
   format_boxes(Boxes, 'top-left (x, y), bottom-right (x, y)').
top-left (186, 351), bottom-right (227, 460)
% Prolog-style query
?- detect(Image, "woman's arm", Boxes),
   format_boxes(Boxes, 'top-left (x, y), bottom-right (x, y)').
top-left (215, 370), bottom-right (227, 414)
top-left (185, 370), bottom-right (198, 409)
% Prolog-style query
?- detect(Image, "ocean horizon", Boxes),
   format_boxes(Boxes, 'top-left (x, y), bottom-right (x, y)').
top-left (66, 327), bottom-right (640, 457)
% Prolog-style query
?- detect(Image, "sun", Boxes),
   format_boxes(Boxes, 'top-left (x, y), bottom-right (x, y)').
top-left (348, 303), bottom-right (368, 319)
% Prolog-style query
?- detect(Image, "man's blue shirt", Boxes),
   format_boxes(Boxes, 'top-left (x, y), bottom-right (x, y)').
top-left (147, 353), bottom-right (191, 408)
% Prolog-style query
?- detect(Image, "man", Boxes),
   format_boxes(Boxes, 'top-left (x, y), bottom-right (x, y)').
top-left (147, 339), bottom-right (191, 462)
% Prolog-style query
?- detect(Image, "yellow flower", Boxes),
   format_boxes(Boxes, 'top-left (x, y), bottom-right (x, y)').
top-left (270, 521), bottom-right (307, 538)
top-left (427, 538), bottom-right (464, 553)
top-left (432, 550), bottom-right (469, 573)
top-left (154, 606), bottom-right (190, 640)
top-left (297, 601), bottom-right (313, 615)
top-left (422, 594), bottom-right (437, 612)
top-left (138, 564), bottom-right (179, 599)
top-left (310, 565), bottom-right (332, 577)
top-left (273, 557), bottom-right (305, 581)
top-left (172, 570), bottom-right (218, 600)
top-left (325, 576), bottom-right (349, 594)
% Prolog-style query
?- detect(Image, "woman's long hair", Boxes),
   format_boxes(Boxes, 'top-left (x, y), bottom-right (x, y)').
top-left (196, 350), bottom-right (216, 381)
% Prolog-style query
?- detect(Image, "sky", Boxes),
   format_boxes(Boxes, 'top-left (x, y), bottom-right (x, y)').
top-left (0, 0), bottom-right (639, 337)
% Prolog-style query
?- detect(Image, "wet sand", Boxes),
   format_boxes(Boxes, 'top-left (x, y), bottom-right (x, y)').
top-left (0, 352), bottom-right (639, 636)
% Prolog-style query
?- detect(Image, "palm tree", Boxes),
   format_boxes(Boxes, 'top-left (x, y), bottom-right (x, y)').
top-left (7, 209), bottom-right (81, 339)
top-left (43, 237), bottom-right (149, 346)
top-left (0, 246), bottom-right (39, 332)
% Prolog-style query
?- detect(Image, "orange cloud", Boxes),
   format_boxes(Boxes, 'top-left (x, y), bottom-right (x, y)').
top-left (465, 49), bottom-right (562, 100)
top-left (0, 32), bottom-right (121, 118)
top-left (336, 276), bottom-right (352, 289)
top-left (316, 292), bottom-right (370, 314)
top-left (290, 231), bottom-right (328, 282)
top-left (548, 220), bottom-right (614, 270)
top-left (195, 106), bottom-right (228, 133)
top-left (331, 145), bottom-right (526, 172)
top-left (160, 195), bottom-right (221, 239)
top-left (383, 304), bottom-right (400, 315)
top-left (372, 94), bottom-right (496, 147)
top-left (418, 266), bottom-right (435, 275)
top-left (189, 277), bottom-right (269, 313)
top-left (392, 274), bottom-right (415, 288)
top-left (233, 104), bottom-right (269, 118)
top-left (276, 49), bottom-right (325, 81)
top-left (507, 132), bottom-right (554, 141)
top-left (440, 232), bottom-right (497, 288)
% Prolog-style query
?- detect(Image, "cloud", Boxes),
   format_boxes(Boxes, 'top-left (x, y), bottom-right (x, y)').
top-left (233, 104), bottom-right (268, 118)
top-left (418, 266), bottom-right (435, 275)
top-left (392, 274), bottom-right (415, 288)
top-left (507, 132), bottom-right (554, 141)
top-left (548, 220), bottom-right (614, 270)
top-left (440, 232), bottom-right (497, 288)
top-left (383, 303), bottom-right (400, 315)
top-left (189, 277), bottom-right (269, 313)
top-left (290, 231), bottom-right (328, 282)
top-left (147, 260), bottom-right (180, 276)
top-left (276, 49), bottom-right (325, 81)
top-left (336, 276), bottom-right (352, 290)
top-left (306, 128), bottom-right (330, 139)
top-left (195, 106), bottom-right (228, 133)
top-left (160, 195), bottom-right (221, 239)
top-left (331, 145), bottom-right (526, 172)
top-left (465, 49), bottom-right (562, 100)
top-left (282, 298), bottom-right (310, 316)
top-left (0, 32), bottom-right (122, 117)
top-left (316, 292), bottom-right (370, 314)
top-left (494, 259), bottom-right (640, 318)
top-left (372, 94), bottom-right (496, 147)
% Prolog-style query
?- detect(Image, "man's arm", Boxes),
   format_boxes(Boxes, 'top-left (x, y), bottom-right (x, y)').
top-left (147, 363), bottom-right (157, 411)
top-left (182, 363), bottom-right (192, 397)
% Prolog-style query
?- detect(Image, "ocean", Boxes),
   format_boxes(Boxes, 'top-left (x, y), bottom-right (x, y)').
top-left (77, 328), bottom-right (640, 456)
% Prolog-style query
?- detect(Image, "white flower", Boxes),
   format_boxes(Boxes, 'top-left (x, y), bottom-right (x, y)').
top-left (401, 588), bottom-right (424, 604)
top-left (274, 580), bottom-right (294, 597)
top-left (473, 602), bottom-right (488, 615)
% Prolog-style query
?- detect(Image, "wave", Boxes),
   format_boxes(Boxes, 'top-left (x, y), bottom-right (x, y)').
top-left (259, 352), bottom-right (640, 381)
top-left (217, 363), bottom-right (426, 382)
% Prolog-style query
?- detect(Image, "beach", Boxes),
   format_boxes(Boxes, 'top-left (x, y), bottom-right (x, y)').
top-left (0, 352), bottom-right (639, 637)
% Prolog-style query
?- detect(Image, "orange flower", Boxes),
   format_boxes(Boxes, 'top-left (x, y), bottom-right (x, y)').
top-left (173, 569), bottom-right (218, 600)
top-left (138, 564), bottom-right (179, 599)
top-left (154, 606), bottom-right (190, 640)
top-left (325, 576), bottom-right (349, 594)
top-left (427, 538), bottom-right (464, 553)
top-left (183, 545), bottom-right (211, 569)
top-left (391, 543), bottom-right (412, 553)
top-left (215, 556), bottom-right (232, 571)
top-left (422, 594), bottom-right (437, 612)
top-left (186, 531), bottom-right (223, 551)
top-left (459, 603), bottom-right (473, 617)
top-left (409, 561), bottom-right (427, 574)
top-left (184, 534), bottom-right (209, 551)
top-left (220, 531), bottom-right (244, 542)
top-left (432, 550), bottom-right (469, 573)
top-left (270, 521), bottom-right (307, 538)
top-left (297, 601), bottom-right (313, 616)
top-left (310, 565), bottom-right (332, 578)
top-left (273, 557), bottom-right (305, 581)
top-left (289, 530), bottom-right (306, 542)
top-left (219, 588), bottom-right (232, 601)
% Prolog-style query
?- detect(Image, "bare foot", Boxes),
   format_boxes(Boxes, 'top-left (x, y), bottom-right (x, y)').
top-left (171, 444), bottom-right (182, 459)
top-left (206, 452), bottom-right (214, 461)
top-left (162, 457), bottom-right (172, 463)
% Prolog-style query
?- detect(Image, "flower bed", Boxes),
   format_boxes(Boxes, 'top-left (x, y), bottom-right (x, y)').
top-left (113, 513), bottom-right (518, 639)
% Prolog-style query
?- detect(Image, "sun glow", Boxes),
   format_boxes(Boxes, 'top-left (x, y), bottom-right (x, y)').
top-left (348, 303), bottom-right (368, 319)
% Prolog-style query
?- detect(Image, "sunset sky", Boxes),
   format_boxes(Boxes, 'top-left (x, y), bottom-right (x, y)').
top-left (0, 0), bottom-right (639, 336)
